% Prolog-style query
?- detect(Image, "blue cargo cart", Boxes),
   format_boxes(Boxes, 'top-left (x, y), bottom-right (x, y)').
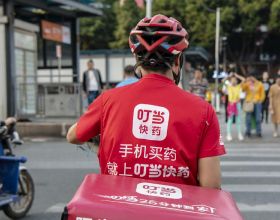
top-left (0, 121), bottom-right (34, 219)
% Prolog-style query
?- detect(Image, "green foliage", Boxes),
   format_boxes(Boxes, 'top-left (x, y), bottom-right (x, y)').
top-left (152, 0), bottom-right (187, 28)
top-left (79, 0), bottom-right (280, 65)
top-left (80, 0), bottom-right (116, 50)
top-left (109, 0), bottom-right (145, 49)
top-left (269, 0), bottom-right (280, 30)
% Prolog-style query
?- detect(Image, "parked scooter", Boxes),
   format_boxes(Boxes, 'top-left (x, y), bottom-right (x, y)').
top-left (0, 118), bottom-right (34, 219)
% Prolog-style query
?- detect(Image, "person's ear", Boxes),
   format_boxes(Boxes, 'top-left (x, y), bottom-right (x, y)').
top-left (172, 55), bottom-right (181, 75)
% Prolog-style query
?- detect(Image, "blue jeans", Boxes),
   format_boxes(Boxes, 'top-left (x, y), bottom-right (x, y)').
top-left (87, 91), bottom-right (99, 105)
top-left (245, 102), bottom-right (262, 135)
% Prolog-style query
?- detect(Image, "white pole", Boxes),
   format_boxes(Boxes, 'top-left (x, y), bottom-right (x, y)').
top-left (146, 0), bottom-right (152, 18)
top-left (215, 7), bottom-right (220, 112)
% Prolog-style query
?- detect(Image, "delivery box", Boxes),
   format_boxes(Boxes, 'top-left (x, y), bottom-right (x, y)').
top-left (62, 174), bottom-right (243, 220)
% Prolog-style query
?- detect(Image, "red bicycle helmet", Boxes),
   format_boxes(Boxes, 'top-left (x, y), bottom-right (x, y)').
top-left (129, 14), bottom-right (189, 56)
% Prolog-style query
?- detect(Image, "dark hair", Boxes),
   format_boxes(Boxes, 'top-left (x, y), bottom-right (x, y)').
top-left (194, 68), bottom-right (203, 73)
top-left (124, 65), bottom-right (135, 75)
top-left (247, 71), bottom-right (256, 77)
top-left (138, 52), bottom-right (178, 73)
top-left (88, 59), bottom-right (94, 64)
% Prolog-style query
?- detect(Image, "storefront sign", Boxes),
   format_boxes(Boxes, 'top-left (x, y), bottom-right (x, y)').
top-left (41, 20), bottom-right (71, 44)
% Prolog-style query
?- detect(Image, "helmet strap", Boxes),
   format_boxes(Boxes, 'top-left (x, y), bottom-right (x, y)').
top-left (165, 54), bottom-right (183, 85)
top-left (134, 61), bottom-right (143, 79)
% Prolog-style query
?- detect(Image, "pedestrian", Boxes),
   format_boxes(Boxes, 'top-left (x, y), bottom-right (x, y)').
top-left (82, 59), bottom-right (103, 105)
top-left (116, 65), bottom-right (138, 88)
top-left (222, 73), bottom-right (231, 123)
top-left (242, 73), bottom-right (265, 137)
top-left (224, 73), bottom-right (245, 141)
top-left (189, 69), bottom-right (209, 99)
top-left (269, 76), bottom-right (280, 137)
top-left (261, 71), bottom-right (272, 123)
top-left (67, 14), bottom-right (225, 189)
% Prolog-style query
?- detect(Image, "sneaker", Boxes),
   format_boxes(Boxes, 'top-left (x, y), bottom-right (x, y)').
top-left (273, 132), bottom-right (279, 138)
top-left (238, 133), bottom-right (244, 141)
top-left (257, 133), bottom-right (262, 138)
top-left (227, 134), bottom-right (232, 141)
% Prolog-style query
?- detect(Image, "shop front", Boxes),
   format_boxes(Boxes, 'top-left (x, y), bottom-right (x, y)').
top-left (0, 0), bottom-right (101, 119)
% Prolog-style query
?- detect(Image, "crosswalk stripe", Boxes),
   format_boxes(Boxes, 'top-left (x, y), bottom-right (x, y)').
top-left (237, 203), bottom-right (280, 212)
top-left (225, 153), bottom-right (280, 158)
top-left (222, 171), bottom-right (280, 177)
top-left (223, 184), bottom-right (280, 192)
top-left (227, 148), bottom-right (280, 152)
top-left (221, 161), bottom-right (280, 166)
top-left (45, 203), bottom-right (65, 213)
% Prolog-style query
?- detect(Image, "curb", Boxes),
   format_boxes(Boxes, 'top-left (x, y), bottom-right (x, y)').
top-left (17, 122), bottom-right (72, 138)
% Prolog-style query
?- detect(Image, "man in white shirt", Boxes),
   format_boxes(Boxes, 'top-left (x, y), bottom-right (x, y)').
top-left (82, 59), bottom-right (103, 105)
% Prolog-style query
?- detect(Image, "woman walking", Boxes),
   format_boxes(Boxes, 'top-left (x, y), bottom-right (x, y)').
top-left (225, 73), bottom-right (245, 141)
top-left (269, 76), bottom-right (280, 137)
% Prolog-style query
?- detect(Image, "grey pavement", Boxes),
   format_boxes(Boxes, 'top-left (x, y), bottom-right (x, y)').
top-left (0, 120), bottom-right (280, 220)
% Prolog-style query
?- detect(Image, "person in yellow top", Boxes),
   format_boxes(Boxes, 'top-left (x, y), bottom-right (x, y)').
top-left (269, 76), bottom-right (280, 137)
top-left (224, 73), bottom-right (245, 141)
top-left (242, 73), bottom-right (265, 137)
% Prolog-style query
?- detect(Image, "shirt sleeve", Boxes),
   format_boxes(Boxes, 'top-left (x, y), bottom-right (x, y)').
top-left (76, 94), bottom-right (103, 142)
top-left (259, 83), bottom-right (265, 102)
top-left (199, 105), bottom-right (226, 158)
top-left (241, 82), bottom-right (248, 92)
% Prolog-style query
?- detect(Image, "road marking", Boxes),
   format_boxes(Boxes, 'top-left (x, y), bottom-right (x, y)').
top-left (27, 161), bottom-right (100, 170)
top-left (222, 171), bottom-right (280, 177)
top-left (237, 203), bottom-right (280, 212)
top-left (225, 153), bottom-right (280, 158)
top-left (221, 161), bottom-right (280, 166)
top-left (45, 203), bottom-right (66, 213)
top-left (227, 148), bottom-right (280, 152)
top-left (223, 184), bottom-right (280, 192)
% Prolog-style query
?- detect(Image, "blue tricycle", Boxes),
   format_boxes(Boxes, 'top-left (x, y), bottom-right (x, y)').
top-left (0, 118), bottom-right (34, 219)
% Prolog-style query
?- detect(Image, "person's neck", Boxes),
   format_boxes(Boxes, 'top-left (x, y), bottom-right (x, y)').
top-left (142, 70), bottom-right (174, 81)
top-left (124, 75), bottom-right (135, 79)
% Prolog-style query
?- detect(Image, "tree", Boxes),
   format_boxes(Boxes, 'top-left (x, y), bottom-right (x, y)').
top-left (110, 0), bottom-right (145, 49)
top-left (80, 0), bottom-right (116, 50)
top-left (185, 0), bottom-right (279, 74)
top-left (152, 0), bottom-right (187, 28)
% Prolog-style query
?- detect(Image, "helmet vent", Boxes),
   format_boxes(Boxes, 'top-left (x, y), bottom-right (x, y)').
top-left (158, 19), bottom-right (167, 23)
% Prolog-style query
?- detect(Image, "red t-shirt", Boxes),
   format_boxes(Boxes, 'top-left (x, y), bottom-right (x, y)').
top-left (76, 74), bottom-right (226, 185)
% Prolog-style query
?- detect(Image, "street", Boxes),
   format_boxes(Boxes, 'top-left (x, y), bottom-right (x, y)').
top-left (0, 123), bottom-right (280, 220)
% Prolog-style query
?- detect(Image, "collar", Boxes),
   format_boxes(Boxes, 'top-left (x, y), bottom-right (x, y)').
top-left (142, 73), bottom-right (175, 85)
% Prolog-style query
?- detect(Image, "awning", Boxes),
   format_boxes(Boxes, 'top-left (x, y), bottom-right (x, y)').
top-left (184, 46), bottom-right (211, 63)
top-left (14, 0), bottom-right (102, 18)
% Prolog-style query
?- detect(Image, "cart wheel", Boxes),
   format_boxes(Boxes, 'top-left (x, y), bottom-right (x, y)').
top-left (3, 169), bottom-right (34, 219)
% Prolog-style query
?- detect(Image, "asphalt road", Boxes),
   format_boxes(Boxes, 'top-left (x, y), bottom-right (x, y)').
top-left (0, 123), bottom-right (280, 220)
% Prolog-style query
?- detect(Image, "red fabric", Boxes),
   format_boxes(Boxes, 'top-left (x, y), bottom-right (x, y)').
top-left (227, 102), bottom-right (238, 117)
top-left (76, 74), bottom-right (226, 186)
top-left (65, 174), bottom-right (243, 220)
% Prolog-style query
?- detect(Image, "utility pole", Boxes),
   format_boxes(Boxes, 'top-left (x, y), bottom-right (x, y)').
top-left (146, 0), bottom-right (152, 18)
top-left (214, 7), bottom-right (220, 113)
top-left (222, 36), bottom-right (227, 72)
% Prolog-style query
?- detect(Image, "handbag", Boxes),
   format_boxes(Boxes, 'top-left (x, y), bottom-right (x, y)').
top-left (243, 101), bottom-right (254, 112)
